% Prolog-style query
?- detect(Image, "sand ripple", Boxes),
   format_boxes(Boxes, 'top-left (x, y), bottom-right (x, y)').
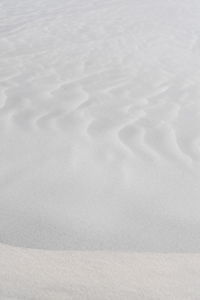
top-left (0, 0), bottom-right (200, 251)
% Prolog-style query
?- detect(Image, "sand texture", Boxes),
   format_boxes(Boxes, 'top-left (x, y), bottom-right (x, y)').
top-left (0, 0), bottom-right (200, 298)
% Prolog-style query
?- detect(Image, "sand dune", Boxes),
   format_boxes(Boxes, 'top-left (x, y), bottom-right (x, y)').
top-left (0, 0), bottom-right (200, 298)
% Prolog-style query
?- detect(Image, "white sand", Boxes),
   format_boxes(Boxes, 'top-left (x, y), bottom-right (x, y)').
top-left (0, 0), bottom-right (200, 298)
top-left (1, 244), bottom-right (200, 300)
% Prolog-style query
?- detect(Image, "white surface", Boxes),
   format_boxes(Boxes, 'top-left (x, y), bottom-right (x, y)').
top-left (0, 0), bottom-right (200, 298)
top-left (0, 244), bottom-right (200, 300)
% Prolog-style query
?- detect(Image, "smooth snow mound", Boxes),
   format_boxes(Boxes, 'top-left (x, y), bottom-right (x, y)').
top-left (0, 0), bottom-right (200, 252)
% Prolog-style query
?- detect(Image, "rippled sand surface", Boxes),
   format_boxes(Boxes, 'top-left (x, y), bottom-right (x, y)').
top-left (0, 0), bottom-right (200, 298)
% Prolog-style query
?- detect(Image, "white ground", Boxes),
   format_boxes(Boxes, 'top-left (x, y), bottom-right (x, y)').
top-left (0, 0), bottom-right (200, 298)
top-left (1, 244), bottom-right (200, 300)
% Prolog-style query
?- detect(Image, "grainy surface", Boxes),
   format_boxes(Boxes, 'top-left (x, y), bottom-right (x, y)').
top-left (0, 0), bottom-right (200, 298)
top-left (0, 244), bottom-right (200, 300)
